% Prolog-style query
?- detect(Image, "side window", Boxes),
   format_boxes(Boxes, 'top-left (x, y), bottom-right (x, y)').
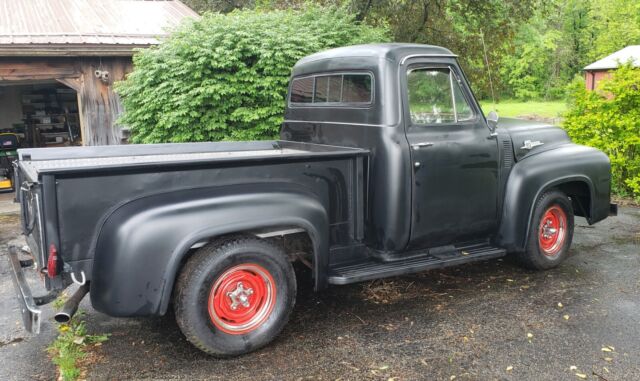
top-left (407, 68), bottom-right (474, 124)
top-left (342, 74), bottom-right (372, 103)
top-left (290, 76), bottom-right (314, 103)
top-left (314, 75), bottom-right (342, 103)
top-left (452, 78), bottom-right (474, 121)
top-left (289, 73), bottom-right (372, 106)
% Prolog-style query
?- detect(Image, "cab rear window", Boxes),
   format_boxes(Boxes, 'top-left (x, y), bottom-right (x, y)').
top-left (289, 73), bottom-right (373, 106)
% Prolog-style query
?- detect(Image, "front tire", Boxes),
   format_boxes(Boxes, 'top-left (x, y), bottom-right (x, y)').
top-left (174, 236), bottom-right (296, 356)
top-left (517, 190), bottom-right (575, 270)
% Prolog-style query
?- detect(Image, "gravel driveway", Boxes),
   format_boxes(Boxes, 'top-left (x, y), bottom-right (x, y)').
top-left (1, 192), bottom-right (638, 380)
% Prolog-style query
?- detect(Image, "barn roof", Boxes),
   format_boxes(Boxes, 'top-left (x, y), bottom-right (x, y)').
top-left (584, 45), bottom-right (640, 71)
top-left (0, 0), bottom-right (199, 56)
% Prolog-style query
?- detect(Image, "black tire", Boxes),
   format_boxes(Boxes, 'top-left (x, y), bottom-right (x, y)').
top-left (174, 236), bottom-right (296, 357)
top-left (517, 190), bottom-right (574, 270)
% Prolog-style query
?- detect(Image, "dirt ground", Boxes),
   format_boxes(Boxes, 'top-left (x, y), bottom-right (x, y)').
top-left (1, 191), bottom-right (639, 380)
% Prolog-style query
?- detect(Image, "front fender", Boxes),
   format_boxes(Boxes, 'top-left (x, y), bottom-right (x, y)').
top-left (497, 144), bottom-right (611, 252)
top-left (90, 186), bottom-right (328, 317)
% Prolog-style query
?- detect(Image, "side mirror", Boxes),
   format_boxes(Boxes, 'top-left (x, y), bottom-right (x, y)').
top-left (487, 110), bottom-right (499, 133)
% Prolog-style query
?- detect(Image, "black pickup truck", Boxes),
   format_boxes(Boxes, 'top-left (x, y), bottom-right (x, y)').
top-left (9, 44), bottom-right (616, 356)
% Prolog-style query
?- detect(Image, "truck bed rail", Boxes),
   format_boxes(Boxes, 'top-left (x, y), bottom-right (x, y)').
top-left (18, 140), bottom-right (367, 179)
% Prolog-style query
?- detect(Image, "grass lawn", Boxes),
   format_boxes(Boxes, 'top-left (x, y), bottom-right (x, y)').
top-left (479, 99), bottom-right (567, 119)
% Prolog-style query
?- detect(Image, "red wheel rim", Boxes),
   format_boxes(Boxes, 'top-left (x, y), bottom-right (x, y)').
top-left (538, 205), bottom-right (567, 256)
top-left (208, 263), bottom-right (276, 335)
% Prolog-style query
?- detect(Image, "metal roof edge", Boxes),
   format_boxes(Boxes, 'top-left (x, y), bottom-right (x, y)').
top-left (583, 46), bottom-right (640, 70)
top-left (583, 61), bottom-right (639, 71)
top-left (0, 44), bottom-right (157, 57)
top-left (172, 0), bottom-right (202, 18)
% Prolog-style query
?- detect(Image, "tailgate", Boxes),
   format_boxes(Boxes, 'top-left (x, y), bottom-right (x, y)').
top-left (16, 162), bottom-right (46, 270)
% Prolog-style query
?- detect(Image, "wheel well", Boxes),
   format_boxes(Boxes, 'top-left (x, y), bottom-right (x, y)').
top-left (171, 228), bottom-right (315, 307)
top-left (185, 227), bottom-right (315, 263)
top-left (555, 181), bottom-right (592, 219)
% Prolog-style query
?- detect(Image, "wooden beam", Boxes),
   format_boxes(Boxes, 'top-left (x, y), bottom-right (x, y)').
top-left (0, 59), bottom-right (80, 81)
top-left (56, 77), bottom-right (81, 92)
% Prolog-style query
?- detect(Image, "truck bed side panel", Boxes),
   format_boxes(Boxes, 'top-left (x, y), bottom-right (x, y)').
top-left (55, 158), bottom-right (360, 263)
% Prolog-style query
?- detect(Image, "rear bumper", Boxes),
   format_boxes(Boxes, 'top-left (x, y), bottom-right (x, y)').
top-left (7, 245), bottom-right (41, 334)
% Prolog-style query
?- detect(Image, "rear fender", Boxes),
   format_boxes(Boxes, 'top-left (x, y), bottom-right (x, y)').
top-left (90, 187), bottom-right (328, 317)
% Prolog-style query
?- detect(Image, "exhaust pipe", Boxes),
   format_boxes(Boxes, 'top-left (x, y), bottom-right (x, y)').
top-left (54, 283), bottom-right (90, 324)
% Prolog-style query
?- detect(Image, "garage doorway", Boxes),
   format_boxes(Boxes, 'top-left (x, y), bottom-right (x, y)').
top-left (0, 80), bottom-right (82, 148)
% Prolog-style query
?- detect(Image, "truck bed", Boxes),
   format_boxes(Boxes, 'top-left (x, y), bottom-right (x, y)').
top-left (16, 139), bottom-right (367, 281)
top-left (18, 140), bottom-right (365, 180)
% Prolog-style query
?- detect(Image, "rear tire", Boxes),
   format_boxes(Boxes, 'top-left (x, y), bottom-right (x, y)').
top-left (517, 190), bottom-right (574, 270)
top-left (174, 236), bottom-right (296, 357)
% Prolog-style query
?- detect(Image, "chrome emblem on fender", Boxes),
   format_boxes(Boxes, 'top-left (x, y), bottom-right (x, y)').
top-left (520, 140), bottom-right (545, 150)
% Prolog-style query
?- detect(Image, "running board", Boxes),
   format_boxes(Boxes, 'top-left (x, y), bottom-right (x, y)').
top-left (328, 245), bottom-right (506, 285)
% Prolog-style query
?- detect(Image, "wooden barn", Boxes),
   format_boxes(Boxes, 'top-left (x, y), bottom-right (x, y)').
top-left (584, 45), bottom-right (640, 91)
top-left (0, 0), bottom-right (198, 147)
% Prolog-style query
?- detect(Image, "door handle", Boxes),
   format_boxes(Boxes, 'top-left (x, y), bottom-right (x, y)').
top-left (411, 142), bottom-right (434, 150)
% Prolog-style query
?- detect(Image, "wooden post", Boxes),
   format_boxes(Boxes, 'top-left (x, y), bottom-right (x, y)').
top-left (74, 59), bottom-right (127, 146)
top-left (76, 91), bottom-right (86, 145)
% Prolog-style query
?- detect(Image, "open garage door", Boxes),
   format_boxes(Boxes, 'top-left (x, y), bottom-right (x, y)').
top-left (0, 80), bottom-right (81, 148)
top-left (0, 57), bottom-right (130, 146)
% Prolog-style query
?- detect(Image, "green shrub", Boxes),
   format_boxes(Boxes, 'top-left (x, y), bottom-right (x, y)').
top-left (116, 6), bottom-right (389, 143)
top-left (563, 65), bottom-right (640, 201)
top-left (47, 307), bottom-right (109, 381)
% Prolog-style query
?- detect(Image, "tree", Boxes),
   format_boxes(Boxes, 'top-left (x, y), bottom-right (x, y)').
top-left (351, 0), bottom-right (537, 99)
top-left (497, 0), bottom-right (595, 100)
top-left (589, 0), bottom-right (640, 61)
top-left (499, 19), bottom-right (562, 100)
top-left (116, 6), bottom-right (388, 143)
top-left (179, 0), bottom-right (640, 101)
top-left (181, 0), bottom-right (254, 14)
top-left (184, 0), bottom-right (538, 99)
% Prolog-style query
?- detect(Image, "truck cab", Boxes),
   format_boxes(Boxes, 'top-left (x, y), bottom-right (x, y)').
top-left (283, 44), bottom-right (503, 254)
top-left (10, 44), bottom-right (615, 357)
top-left (283, 44), bottom-right (611, 268)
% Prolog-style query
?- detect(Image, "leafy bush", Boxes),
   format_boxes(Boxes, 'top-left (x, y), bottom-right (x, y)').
top-left (563, 65), bottom-right (640, 201)
top-left (116, 6), bottom-right (389, 143)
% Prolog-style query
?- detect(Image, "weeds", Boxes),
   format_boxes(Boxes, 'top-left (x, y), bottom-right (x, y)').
top-left (47, 296), bottom-right (109, 381)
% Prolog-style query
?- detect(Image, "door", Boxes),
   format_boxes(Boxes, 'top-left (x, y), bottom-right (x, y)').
top-left (404, 64), bottom-right (499, 249)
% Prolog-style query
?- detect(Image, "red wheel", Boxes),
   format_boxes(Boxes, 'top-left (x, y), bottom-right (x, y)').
top-left (518, 190), bottom-right (574, 270)
top-left (174, 237), bottom-right (296, 356)
top-left (538, 205), bottom-right (567, 257)
top-left (208, 264), bottom-right (276, 335)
